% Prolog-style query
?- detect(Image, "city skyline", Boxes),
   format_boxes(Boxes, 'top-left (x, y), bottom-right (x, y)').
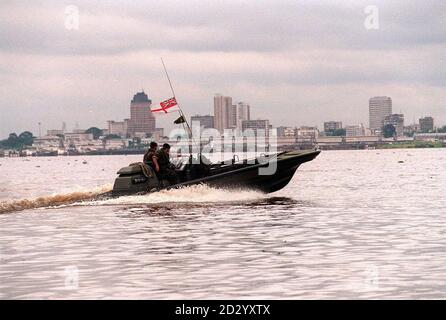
top-left (0, 89), bottom-right (444, 140)
top-left (1, 1), bottom-right (445, 137)
top-left (2, 90), bottom-right (442, 139)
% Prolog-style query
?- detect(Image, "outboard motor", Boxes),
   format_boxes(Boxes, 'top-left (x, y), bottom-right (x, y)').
top-left (112, 164), bottom-right (160, 196)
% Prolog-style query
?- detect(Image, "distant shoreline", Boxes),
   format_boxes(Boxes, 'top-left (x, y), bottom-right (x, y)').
top-left (1, 144), bottom-right (444, 158)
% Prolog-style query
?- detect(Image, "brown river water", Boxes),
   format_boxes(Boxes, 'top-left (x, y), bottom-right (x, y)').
top-left (0, 149), bottom-right (445, 299)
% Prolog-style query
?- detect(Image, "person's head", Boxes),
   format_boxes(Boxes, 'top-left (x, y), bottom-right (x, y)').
top-left (150, 141), bottom-right (158, 149)
top-left (162, 143), bottom-right (171, 153)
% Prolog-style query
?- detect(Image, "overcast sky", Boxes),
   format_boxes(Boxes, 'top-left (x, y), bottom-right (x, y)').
top-left (0, 0), bottom-right (445, 137)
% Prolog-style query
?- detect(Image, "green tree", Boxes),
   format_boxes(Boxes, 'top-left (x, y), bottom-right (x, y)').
top-left (85, 127), bottom-right (103, 139)
top-left (382, 124), bottom-right (396, 138)
top-left (0, 132), bottom-right (34, 149)
top-left (19, 131), bottom-right (34, 146)
top-left (437, 125), bottom-right (446, 133)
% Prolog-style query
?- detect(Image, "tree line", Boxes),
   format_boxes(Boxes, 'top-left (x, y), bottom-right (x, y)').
top-left (0, 131), bottom-right (34, 150)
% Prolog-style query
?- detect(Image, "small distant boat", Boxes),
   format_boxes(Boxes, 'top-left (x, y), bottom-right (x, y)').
top-left (112, 150), bottom-right (320, 196)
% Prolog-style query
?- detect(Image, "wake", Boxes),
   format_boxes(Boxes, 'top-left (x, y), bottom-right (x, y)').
top-left (0, 185), bottom-right (112, 214)
top-left (0, 184), bottom-right (267, 214)
top-left (87, 184), bottom-right (267, 206)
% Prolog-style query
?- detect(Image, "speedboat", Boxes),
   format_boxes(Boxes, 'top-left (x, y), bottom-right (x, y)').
top-left (112, 149), bottom-right (320, 196)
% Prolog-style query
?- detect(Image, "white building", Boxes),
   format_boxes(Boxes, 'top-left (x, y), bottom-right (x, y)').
top-left (105, 139), bottom-right (127, 150)
top-left (345, 124), bottom-right (366, 137)
top-left (32, 136), bottom-right (63, 151)
top-left (64, 132), bottom-right (95, 151)
top-left (369, 96), bottom-right (392, 133)
top-left (297, 126), bottom-right (319, 141)
top-left (235, 102), bottom-right (251, 131)
top-left (107, 120), bottom-right (129, 137)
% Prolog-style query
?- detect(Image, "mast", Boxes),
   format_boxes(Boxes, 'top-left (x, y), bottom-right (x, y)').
top-left (161, 58), bottom-right (202, 156)
top-left (160, 58), bottom-right (193, 138)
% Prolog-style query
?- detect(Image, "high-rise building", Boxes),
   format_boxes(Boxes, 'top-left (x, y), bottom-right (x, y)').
top-left (214, 94), bottom-right (234, 133)
top-left (369, 96), bottom-right (392, 133)
top-left (191, 115), bottom-right (215, 129)
top-left (236, 102), bottom-right (251, 130)
top-left (128, 91), bottom-right (156, 137)
top-left (230, 105), bottom-right (237, 129)
top-left (419, 116), bottom-right (434, 133)
top-left (384, 114), bottom-right (404, 137)
top-left (323, 121), bottom-right (343, 133)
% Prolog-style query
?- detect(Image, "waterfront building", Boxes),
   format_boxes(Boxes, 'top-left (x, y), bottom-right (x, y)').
top-left (72, 129), bottom-right (88, 134)
top-left (104, 139), bottom-right (127, 150)
top-left (414, 132), bottom-right (446, 142)
top-left (369, 96), bottom-right (392, 133)
top-left (32, 136), bottom-right (63, 151)
top-left (419, 116), bottom-right (434, 133)
top-left (235, 102), bottom-right (251, 130)
top-left (191, 115), bottom-right (215, 129)
top-left (297, 126), bottom-right (319, 142)
top-left (345, 124), bottom-right (366, 137)
top-left (214, 94), bottom-right (234, 133)
top-left (384, 114), bottom-right (405, 137)
top-left (242, 119), bottom-right (270, 136)
top-left (276, 126), bottom-right (297, 137)
top-left (107, 120), bottom-right (129, 137)
top-left (46, 129), bottom-right (64, 136)
top-left (128, 91), bottom-right (156, 137)
top-left (323, 121), bottom-right (343, 133)
top-left (404, 124), bottom-right (420, 136)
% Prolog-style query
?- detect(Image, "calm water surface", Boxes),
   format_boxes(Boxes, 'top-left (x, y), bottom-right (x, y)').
top-left (0, 149), bottom-right (445, 299)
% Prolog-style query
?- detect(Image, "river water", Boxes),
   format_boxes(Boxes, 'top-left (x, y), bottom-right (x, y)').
top-left (0, 149), bottom-right (445, 299)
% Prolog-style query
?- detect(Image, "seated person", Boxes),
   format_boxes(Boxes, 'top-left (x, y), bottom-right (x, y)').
top-left (143, 141), bottom-right (159, 172)
top-left (155, 143), bottom-right (180, 185)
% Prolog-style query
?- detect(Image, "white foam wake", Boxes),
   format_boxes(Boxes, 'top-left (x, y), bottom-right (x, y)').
top-left (0, 184), bottom-right (113, 214)
top-left (88, 184), bottom-right (267, 206)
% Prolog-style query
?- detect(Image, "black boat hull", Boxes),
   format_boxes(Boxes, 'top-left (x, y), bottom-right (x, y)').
top-left (112, 150), bottom-right (320, 196)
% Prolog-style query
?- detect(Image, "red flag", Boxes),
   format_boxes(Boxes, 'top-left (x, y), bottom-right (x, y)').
top-left (151, 97), bottom-right (179, 113)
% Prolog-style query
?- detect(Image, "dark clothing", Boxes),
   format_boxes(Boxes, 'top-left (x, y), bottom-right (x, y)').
top-left (155, 149), bottom-right (180, 185)
top-left (143, 149), bottom-right (157, 167)
top-left (155, 149), bottom-right (170, 170)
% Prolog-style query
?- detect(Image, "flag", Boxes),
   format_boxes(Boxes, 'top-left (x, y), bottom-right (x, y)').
top-left (174, 115), bottom-right (185, 124)
top-left (151, 97), bottom-right (179, 113)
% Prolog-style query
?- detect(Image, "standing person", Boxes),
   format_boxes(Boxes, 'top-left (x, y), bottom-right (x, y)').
top-left (143, 141), bottom-right (159, 172)
top-left (155, 143), bottom-right (180, 185)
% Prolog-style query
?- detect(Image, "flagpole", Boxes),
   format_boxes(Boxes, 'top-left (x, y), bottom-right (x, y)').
top-left (161, 57), bottom-right (199, 156)
top-left (160, 58), bottom-right (193, 137)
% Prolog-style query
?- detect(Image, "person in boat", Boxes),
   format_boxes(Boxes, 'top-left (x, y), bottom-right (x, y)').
top-left (155, 143), bottom-right (180, 185)
top-left (143, 141), bottom-right (159, 173)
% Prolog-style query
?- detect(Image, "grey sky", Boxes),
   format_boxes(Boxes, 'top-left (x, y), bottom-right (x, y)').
top-left (0, 0), bottom-right (445, 137)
